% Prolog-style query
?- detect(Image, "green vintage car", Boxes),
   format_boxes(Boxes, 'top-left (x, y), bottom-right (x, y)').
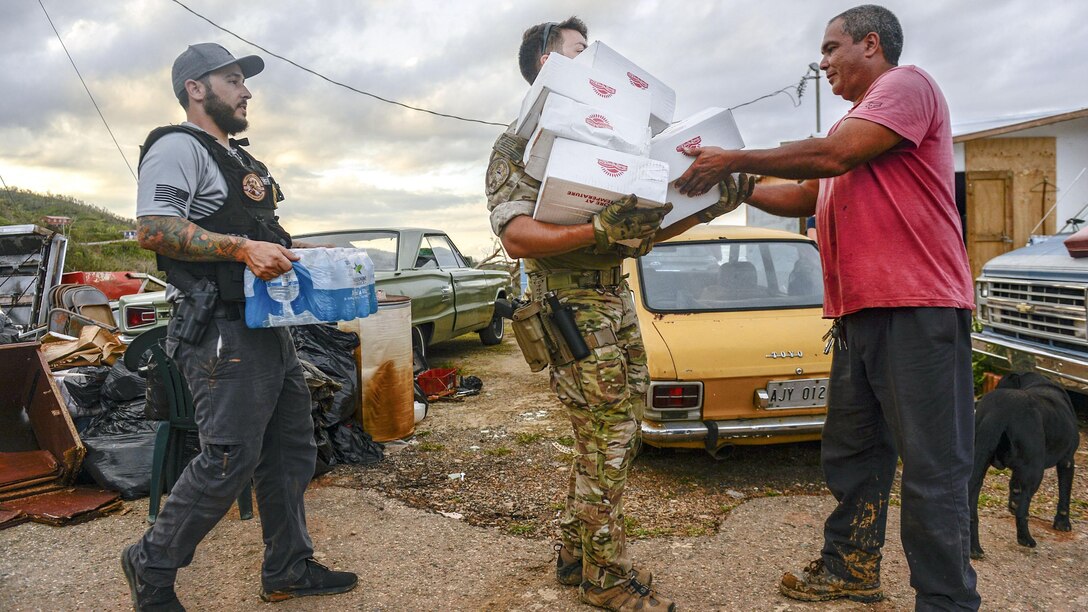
top-left (117, 228), bottom-right (512, 353)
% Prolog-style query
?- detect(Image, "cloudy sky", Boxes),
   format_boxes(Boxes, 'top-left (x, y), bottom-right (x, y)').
top-left (2, 0), bottom-right (1087, 258)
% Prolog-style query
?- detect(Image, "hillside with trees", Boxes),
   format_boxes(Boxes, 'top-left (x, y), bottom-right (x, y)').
top-left (0, 188), bottom-right (156, 273)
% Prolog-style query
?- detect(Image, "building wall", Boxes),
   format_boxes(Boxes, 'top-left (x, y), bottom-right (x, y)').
top-left (977, 117), bottom-right (1088, 233)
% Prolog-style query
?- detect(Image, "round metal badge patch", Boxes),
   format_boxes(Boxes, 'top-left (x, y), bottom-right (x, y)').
top-left (242, 173), bottom-right (266, 201)
top-left (485, 158), bottom-right (512, 196)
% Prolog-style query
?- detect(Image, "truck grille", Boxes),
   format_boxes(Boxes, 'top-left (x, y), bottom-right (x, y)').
top-left (978, 278), bottom-right (1088, 351)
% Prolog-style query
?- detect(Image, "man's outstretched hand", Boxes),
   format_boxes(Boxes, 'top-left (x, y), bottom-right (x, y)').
top-left (675, 146), bottom-right (739, 197)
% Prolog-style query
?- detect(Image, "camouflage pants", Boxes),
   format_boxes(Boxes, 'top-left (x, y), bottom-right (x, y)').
top-left (549, 286), bottom-right (649, 588)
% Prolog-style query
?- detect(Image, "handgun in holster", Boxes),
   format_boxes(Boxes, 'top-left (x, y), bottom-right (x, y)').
top-left (170, 270), bottom-right (219, 345)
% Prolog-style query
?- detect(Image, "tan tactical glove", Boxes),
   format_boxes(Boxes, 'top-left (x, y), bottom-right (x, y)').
top-left (694, 173), bottom-right (756, 223)
top-left (613, 233), bottom-right (658, 259)
top-left (593, 194), bottom-right (672, 252)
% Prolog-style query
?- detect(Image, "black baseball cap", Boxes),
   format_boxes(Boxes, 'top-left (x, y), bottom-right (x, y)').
top-left (171, 43), bottom-right (264, 99)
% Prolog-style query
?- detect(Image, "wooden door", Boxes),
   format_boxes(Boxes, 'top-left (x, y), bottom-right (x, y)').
top-left (966, 170), bottom-right (1012, 280)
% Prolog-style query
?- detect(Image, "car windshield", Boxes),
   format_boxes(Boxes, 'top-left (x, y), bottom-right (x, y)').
top-left (299, 231), bottom-right (398, 271)
top-left (638, 239), bottom-right (823, 311)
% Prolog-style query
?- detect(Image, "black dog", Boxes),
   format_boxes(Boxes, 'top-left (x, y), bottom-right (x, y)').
top-left (970, 372), bottom-right (1080, 558)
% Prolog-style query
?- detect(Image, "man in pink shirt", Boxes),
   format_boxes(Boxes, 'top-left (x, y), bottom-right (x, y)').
top-left (676, 5), bottom-right (980, 610)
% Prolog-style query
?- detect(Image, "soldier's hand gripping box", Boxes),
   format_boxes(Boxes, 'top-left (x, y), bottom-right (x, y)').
top-left (649, 107), bottom-right (745, 228)
top-left (522, 95), bottom-right (652, 181)
top-left (573, 41), bottom-right (676, 135)
top-left (534, 138), bottom-right (668, 246)
top-left (515, 53), bottom-right (652, 140)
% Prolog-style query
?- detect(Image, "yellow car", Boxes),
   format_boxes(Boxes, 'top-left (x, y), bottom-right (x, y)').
top-left (624, 225), bottom-right (832, 453)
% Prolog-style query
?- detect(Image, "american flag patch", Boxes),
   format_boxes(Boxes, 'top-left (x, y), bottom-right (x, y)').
top-left (154, 184), bottom-right (189, 207)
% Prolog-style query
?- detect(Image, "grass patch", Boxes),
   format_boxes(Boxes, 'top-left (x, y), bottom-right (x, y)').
top-left (485, 446), bottom-right (513, 457)
top-left (414, 430), bottom-right (431, 438)
top-left (761, 487), bottom-right (783, 497)
top-left (624, 516), bottom-right (673, 539)
top-left (418, 442), bottom-right (445, 452)
top-left (557, 435), bottom-right (575, 447)
top-left (507, 522), bottom-right (536, 536)
top-left (977, 493), bottom-right (1003, 509)
top-left (515, 432), bottom-right (544, 445)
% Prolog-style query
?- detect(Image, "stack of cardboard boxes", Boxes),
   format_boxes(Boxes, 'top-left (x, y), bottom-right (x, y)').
top-left (518, 42), bottom-right (746, 230)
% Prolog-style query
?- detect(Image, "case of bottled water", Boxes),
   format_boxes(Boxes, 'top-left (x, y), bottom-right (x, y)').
top-left (244, 248), bottom-right (377, 328)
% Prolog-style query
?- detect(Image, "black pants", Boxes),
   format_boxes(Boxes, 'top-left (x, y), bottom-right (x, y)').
top-left (132, 315), bottom-right (317, 589)
top-left (821, 308), bottom-right (980, 611)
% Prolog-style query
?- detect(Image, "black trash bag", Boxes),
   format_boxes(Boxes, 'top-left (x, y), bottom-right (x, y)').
top-left (455, 375), bottom-right (483, 397)
top-left (143, 358), bottom-right (171, 421)
top-left (81, 431), bottom-right (157, 499)
top-left (83, 398), bottom-right (159, 437)
top-left (63, 365), bottom-right (112, 417)
top-left (291, 324), bottom-right (359, 427)
top-left (313, 425), bottom-right (336, 478)
top-left (413, 380), bottom-right (430, 409)
top-left (328, 421), bottom-right (384, 465)
top-left (101, 359), bottom-right (147, 402)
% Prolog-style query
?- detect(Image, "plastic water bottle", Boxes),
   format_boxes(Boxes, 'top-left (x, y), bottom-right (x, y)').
top-left (266, 268), bottom-right (299, 318)
top-left (363, 252), bottom-right (378, 315)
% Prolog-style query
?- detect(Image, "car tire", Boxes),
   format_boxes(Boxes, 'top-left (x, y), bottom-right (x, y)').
top-left (478, 313), bottom-right (504, 345)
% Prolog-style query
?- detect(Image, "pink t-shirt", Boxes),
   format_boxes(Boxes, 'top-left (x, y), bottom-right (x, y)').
top-left (816, 65), bottom-right (975, 318)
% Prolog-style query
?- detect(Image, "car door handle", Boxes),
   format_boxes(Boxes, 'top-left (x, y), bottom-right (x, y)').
top-left (441, 286), bottom-right (451, 301)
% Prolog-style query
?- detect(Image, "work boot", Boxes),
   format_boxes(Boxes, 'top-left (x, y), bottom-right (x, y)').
top-left (554, 543), bottom-right (652, 587)
top-left (121, 544), bottom-right (186, 612)
top-left (580, 578), bottom-right (674, 611)
top-left (779, 558), bottom-right (883, 603)
top-left (259, 558), bottom-right (358, 603)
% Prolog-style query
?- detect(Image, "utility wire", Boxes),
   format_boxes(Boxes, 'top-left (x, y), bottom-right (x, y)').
top-left (730, 74), bottom-right (808, 111)
top-left (0, 172), bottom-right (8, 189)
top-left (38, 0), bottom-right (137, 181)
top-left (170, 0), bottom-right (509, 127)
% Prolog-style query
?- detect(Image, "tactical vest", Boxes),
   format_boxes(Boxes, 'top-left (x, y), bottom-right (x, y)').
top-left (138, 125), bottom-right (292, 302)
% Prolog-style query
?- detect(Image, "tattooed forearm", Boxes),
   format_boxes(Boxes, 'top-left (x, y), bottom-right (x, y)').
top-left (137, 216), bottom-right (247, 262)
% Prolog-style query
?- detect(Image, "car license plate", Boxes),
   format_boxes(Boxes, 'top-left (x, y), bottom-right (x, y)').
top-left (764, 378), bottom-right (829, 409)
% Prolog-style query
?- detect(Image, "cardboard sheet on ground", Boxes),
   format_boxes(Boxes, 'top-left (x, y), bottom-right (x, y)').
top-left (38, 325), bottom-right (124, 369)
top-left (0, 487), bottom-right (121, 526)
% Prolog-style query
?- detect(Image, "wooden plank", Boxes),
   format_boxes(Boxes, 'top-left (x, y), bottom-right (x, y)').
top-left (965, 138), bottom-right (1057, 246)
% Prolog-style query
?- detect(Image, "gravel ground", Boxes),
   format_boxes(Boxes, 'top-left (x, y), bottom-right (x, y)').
top-left (2, 330), bottom-right (1087, 610)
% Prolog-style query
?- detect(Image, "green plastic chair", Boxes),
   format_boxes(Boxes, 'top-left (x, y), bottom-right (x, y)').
top-left (124, 326), bottom-right (253, 524)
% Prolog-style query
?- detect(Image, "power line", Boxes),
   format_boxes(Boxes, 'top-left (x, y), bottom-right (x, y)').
top-left (0, 172), bottom-right (7, 189)
top-left (38, 0), bottom-right (137, 181)
top-left (730, 74), bottom-right (808, 112)
top-left (170, 0), bottom-right (509, 128)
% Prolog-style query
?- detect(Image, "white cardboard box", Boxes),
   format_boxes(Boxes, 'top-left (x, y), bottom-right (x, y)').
top-left (573, 41), bottom-right (676, 135)
top-left (649, 107), bottom-right (745, 228)
top-left (515, 53), bottom-right (652, 140)
top-left (523, 95), bottom-right (652, 180)
top-left (534, 138), bottom-right (669, 238)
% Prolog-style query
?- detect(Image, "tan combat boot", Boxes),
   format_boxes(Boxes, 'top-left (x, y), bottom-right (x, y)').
top-left (554, 544), bottom-right (652, 587)
top-left (580, 577), bottom-right (674, 611)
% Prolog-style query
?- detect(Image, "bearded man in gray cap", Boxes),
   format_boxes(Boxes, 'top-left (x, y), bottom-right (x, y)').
top-left (121, 43), bottom-right (356, 611)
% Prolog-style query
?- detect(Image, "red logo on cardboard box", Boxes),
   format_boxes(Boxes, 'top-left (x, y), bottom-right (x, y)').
top-left (597, 159), bottom-right (628, 177)
top-left (676, 136), bottom-right (702, 153)
top-left (627, 72), bottom-right (649, 89)
top-left (585, 114), bottom-right (613, 130)
top-left (589, 79), bottom-right (616, 98)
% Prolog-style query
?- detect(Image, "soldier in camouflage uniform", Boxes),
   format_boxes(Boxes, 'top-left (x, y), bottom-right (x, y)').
top-left (488, 17), bottom-right (754, 612)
